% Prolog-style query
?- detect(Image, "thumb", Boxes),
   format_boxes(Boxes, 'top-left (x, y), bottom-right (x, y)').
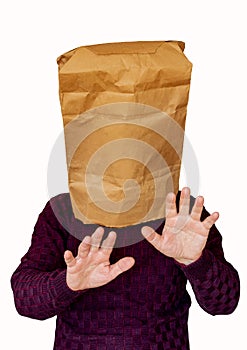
top-left (109, 257), bottom-right (135, 279)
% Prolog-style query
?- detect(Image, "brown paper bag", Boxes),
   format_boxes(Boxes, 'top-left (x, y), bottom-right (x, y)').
top-left (57, 41), bottom-right (192, 227)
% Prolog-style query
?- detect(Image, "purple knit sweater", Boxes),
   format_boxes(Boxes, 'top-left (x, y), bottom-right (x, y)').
top-left (11, 191), bottom-right (240, 350)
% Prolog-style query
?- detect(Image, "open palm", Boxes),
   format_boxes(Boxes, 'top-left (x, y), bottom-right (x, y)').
top-left (141, 187), bottom-right (219, 265)
top-left (64, 227), bottom-right (135, 291)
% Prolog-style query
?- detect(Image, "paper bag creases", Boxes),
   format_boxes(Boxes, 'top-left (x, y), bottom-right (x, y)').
top-left (57, 41), bottom-right (192, 227)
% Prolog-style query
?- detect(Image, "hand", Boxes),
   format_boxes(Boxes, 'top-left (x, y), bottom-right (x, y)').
top-left (141, 187), bottom-right (219, 265)
top-left (64, 227), bottom-right (135, 291)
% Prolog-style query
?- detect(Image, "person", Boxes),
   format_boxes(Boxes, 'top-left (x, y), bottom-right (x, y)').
top-left (11, 187), bottom-right (240, 350)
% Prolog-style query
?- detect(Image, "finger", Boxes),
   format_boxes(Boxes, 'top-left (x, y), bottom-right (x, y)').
top-left (64, 250), bottom-right (76, 268)
top-left (141, 226), bottom-right (163, 251)
top-left (165, 192), bottom-right (177, 218)
top-left (202, 212), bottom-right (219, 230)
top-left (179, 187), bottom-right (191, 216)
top-left (101, 231), bottom-right (116, 254)
top-left (190, 196), bottom-right (204, 221)
top-left (77, 236), bottom-right (91, 259)
top-left (90, 226), bottom-right (105, 253)
top-left (109, 257), bottom-right (135, 280)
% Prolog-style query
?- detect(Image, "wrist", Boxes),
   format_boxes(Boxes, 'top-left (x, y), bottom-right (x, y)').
top-left (66, 274), bottom-right (88, 292)
top-left (175, 253), bottom-right (202, 266)
top-left (52, 270), bottom-right (86, 303)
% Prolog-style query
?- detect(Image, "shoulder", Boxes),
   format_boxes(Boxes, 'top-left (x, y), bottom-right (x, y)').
top-left (48, 192), bottom-right (72, 210)
top-left (41, 193), bottom-right (74, 233)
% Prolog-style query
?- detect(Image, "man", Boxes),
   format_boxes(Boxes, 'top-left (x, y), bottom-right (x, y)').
top-left (11, 187), bottom-right (240, 349)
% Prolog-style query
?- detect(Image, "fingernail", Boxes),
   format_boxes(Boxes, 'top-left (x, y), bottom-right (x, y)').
top-left (167, 192), bottom-right (175, 200)
top-left (141, 226), bottom-right (153, 237)
top-left (109, 231), bottom-right (116, 236)
top-left (183, 187), bottom-right (190, 195)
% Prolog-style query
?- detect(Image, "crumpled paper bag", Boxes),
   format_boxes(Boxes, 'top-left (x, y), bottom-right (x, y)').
top-left (57, 41), bottom-right (192, 227)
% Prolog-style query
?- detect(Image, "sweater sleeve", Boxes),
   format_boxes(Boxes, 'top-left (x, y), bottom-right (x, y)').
top-left (176, 204), bottom-right (240, 316)
top-left (10, 198), bottom-right (85, 320)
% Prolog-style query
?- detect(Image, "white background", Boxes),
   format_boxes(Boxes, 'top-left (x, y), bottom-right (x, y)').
top-left (1, 0), bottom-right (246, 349)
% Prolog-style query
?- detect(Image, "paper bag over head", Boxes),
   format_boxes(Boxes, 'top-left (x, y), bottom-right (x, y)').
top-left (57, 41), bottom-right (193, 227)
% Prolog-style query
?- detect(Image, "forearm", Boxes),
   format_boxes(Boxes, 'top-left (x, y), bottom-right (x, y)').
top-left (11, 267), bottom-right (84, 320)
top-left (178, 249), bottom-right (240, 315)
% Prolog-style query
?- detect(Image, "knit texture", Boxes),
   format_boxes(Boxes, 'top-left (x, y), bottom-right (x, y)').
top-left (11, 191), bottom-right (240, 349)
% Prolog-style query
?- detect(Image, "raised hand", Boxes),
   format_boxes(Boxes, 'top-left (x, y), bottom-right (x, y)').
top-left (64, 227), bottom-right (135, 291)
top-left (141, 187), bottom-right (219, 265)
